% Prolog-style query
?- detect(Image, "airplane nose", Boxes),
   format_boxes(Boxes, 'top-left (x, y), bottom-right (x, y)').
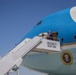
top-left (70, 6), bottom-right (76, 22)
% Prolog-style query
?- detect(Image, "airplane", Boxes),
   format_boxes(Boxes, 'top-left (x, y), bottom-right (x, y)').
top-left (0, 6), bottom-right (76, 75)
top-left (20, 6), bottom-right (76, 75)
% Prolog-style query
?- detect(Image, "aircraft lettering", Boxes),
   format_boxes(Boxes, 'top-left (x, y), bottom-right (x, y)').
top-left (47, 42), bottom-right (57, 48)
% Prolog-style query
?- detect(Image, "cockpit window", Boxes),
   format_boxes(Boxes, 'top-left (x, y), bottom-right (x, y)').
top-left (36, 20), bottom-right (42, 26)
top-left (34, 20), bottom-right (42, 27)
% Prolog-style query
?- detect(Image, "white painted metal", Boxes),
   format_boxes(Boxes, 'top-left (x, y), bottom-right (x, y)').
top-left (33, 39), bottom-right (60, 52)
top-left (0, 36), bottom-right (42, 75)
top-left (17, 69), bottom-right (19, 75)
top-left (0, 36), bottom-right (60, 75)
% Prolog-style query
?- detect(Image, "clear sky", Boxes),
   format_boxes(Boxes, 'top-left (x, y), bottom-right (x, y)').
top-left (0, 0), bottom-right (76, 75)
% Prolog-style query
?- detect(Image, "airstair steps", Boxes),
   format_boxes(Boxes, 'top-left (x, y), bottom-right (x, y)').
top-left (0, 36), bottom-right (60, 75)
top-left (0, 36), bottom-right (42, 75)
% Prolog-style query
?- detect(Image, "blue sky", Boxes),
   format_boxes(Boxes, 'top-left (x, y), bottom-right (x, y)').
top-left (0, 0), bottom-right (76, 75)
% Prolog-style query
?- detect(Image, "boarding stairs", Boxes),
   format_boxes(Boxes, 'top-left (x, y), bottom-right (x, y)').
top-left (0, 36), bottom-right (60, 75)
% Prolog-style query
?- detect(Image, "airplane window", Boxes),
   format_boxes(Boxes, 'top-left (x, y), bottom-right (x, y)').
top-left (61, 38), bottom-right (64, 41)
top-left (36, 21), bottom-right (42, 26)
top-left (34, 20), bottom-right (42, 27)
top-left (74, 36), bottom-right (76, 39)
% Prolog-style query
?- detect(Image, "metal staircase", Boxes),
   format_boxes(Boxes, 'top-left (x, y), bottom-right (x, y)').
top-left (0, 36), bottom-right (60, 75)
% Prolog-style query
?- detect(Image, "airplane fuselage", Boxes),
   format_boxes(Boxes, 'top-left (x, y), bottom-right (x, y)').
top-left (21, 6), bottom-right (76, 75)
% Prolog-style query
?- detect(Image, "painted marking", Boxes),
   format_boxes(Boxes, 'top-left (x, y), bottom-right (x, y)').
top-left (60, 50), bottom-right (73, 66)
top-left (70, 6), bottom-right (76, 22)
